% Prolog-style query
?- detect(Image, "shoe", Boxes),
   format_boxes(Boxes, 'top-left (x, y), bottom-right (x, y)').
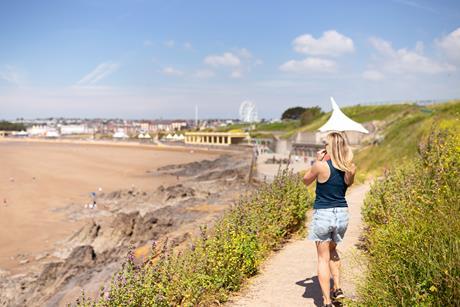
top-left (322, 304), bottom-right (333, 307)
top-left (331, 288), bottom-right (345, 301)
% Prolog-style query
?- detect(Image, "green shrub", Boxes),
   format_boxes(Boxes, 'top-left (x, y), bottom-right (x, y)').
top-left (75, 168), bottom-right (313, 306)
top-left (358, 127), bottom-right (460, 306)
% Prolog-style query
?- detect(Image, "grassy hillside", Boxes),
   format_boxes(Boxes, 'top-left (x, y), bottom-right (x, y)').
top-left (217, 120), bottom-right (300, 133)
top-left (354, 100), bottom-right (460, 180)
top-left (281, 103), bottom-right (417, 138)
top-left (278, 100), bottom-right (459, 181)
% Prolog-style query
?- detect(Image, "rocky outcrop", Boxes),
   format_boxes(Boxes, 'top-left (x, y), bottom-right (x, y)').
top-left (157, 154), bottom-right (250, 181)
top-left (0, 153), bottom-right (252, 307)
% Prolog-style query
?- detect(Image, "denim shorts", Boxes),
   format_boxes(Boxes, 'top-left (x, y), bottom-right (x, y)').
top-left (308, 207), bottom-right (349, 243)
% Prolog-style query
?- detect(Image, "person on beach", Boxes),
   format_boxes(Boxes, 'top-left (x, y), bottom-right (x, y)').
top-left (303, 132), bottom-right (356, 307)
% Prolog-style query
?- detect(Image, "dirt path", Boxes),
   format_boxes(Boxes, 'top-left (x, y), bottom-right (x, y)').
top-left (227, 183), bottom-right (371, 307)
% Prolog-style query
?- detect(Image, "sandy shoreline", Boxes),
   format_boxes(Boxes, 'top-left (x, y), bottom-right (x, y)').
top-left (0, 137), bottom-right (243, 154)
top-left (0, 140), bottom-right (221, 273)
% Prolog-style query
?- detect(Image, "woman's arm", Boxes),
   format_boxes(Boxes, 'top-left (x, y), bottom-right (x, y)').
top-left (344, 163), bottom-right (356, 186)
top-left (303, 161), bottom-right (321, 186)
top-left (304, 149), bottom-right (328, 186)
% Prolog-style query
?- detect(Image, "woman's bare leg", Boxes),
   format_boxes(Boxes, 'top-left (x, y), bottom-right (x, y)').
top-left (329, 242), bottom-right (341, 290)
top-left (316, 241), bottom-right (332, 305)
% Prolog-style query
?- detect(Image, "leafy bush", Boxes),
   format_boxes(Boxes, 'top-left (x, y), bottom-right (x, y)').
top-left (300, 106), bottom-right (324, 126)
top-left (358, 127), bottom-right (460, 306)
top-left (76, 168), bottom-right (312, 306)
top-left (0, 121), bottom-right (26, 131)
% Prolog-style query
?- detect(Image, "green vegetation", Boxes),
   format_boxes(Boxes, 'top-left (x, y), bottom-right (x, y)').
top-left (77, 169), bottom-right (313, 306)
top-left (354, 100), bottom-right (460, 180)
top-left (216, 120), bottom-right (300, 133)
top-left (282, 103), bottom-right (417, 139)
top-left (255, 120), bottom-right (300, 131)
top-left (281, 106), bottom-right (324, 126)
top-left (358, 127), bottom-right (460, 306)
top-left (300, 106), bottom-right (323, 126)
top-left (341, 103), bottom-right (416, 122)
top-left (0, 120), bottom-right (26, 131)
top-left (281, 106), bottom-right (308, 120)
top-left (216, 123), bottom-right (249, 132)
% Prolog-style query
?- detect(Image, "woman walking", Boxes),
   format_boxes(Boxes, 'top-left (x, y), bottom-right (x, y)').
top-left (303, 132), bottom-right (356, 307)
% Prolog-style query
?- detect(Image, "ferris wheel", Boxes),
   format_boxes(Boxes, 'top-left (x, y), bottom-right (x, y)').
top-left (239, 100), bottom-right (258, 122)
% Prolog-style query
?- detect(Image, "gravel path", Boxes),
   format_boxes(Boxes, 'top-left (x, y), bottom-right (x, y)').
top-left (226, 183), bottom-right (371, 307)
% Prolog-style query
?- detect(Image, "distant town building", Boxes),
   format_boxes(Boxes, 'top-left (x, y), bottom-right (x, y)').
top-left (184, 131), bottom-right (249, 146)
top-left (112, 129), bottom-right (129, 139)
top-left (45, 129), bottom-right (60, 138)
top-left (27, 125), bottom-right (49, 136)
top-left (59, 124), bottom-right (88, 135)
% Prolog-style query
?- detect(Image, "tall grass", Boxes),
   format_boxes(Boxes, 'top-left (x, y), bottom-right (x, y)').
top-left (358, 127), bottom-right (460, 306)
top-left (76, 168), bottom-right (313, 306)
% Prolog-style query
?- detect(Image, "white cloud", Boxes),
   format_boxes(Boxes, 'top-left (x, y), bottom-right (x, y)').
top-left (144, 40), bottom-right (154, 47)
top-left (0, 65), bottom-right (22, 84)
top-left (162, 67), bottom-right (184, 76)
top-left (204, 52), bottom-right (241, 67)
top-left (164, 40), bottom-right (175, 48)
top-left (184, 42), bottom-right (193, 50)
top-left (437, 27), bottom-right (460, 64)
top-left (362, 69), bottom-right (385, 81)
top-left (235, 48), bottom-right (252, 59)
top-left (369, 37), bottom-right (455, 74)
top-left (279, 57), bottom-right (337, 73)
top-left (194, 69), bottom-right (214, 78)
top-left (202, 49), bottom-right (259, 78)
top-left (76, 62), bottom-right (119, 85)
top-left (293, 30), bottom-right (355, 57)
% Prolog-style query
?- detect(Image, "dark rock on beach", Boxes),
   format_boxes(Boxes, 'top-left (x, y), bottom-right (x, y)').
top-left (0, 153), bottom-right (253, 307)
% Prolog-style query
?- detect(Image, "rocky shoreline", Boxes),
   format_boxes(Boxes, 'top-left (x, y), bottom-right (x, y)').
top-left (0, 153), bottom-right (253, 307)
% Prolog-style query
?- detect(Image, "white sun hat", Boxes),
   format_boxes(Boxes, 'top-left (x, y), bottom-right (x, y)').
top-left (318, 97), bottom-right (369, 133)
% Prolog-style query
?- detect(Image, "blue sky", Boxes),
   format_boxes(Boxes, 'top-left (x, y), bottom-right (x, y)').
top-left (0, 0), bottom-right (459, 119)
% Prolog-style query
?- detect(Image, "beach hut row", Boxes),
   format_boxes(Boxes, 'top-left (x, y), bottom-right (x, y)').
top-left (163, 133), bottom-right (185, 141)
top-left (138, 132), bottom-right (152, 139)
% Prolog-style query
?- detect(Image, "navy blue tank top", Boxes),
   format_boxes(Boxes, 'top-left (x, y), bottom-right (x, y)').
top-left (313, 159), bottom-right (348, 209)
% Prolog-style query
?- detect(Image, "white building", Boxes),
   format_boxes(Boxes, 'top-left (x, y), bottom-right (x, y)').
top-left (113, 129), bottom-right (129, 139)
top-left (45, 130), bottom-right (60, 138)
top-left (27, 125), bottom-right (49, 136)
top-left (59, 124), bottom-right (87, 135)
top-left (171, 121), bottom-right (187, 131)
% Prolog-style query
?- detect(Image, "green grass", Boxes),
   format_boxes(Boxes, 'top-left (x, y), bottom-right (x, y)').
top-left (357, 127), bottom-right (460, 306)
top-left (354, 100), bottom-right (460, 181)
top-left (341, 103), bottom-right (416, 122)
top-left (281, 103), bottom-right (417, 139)
top-left (216, 123), bottom-right (250, 132)
top-left (254, 120), bottom-right (300, 132)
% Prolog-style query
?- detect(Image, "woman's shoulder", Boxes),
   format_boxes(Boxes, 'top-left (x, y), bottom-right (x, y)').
top-left (314, 160), bottom-right (330, 173)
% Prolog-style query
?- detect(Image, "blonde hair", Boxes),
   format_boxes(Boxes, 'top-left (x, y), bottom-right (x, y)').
top-left (325, 132), bottom-right (354, 172)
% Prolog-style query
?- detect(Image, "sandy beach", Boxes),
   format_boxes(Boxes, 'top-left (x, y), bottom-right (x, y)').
top-left (0, 139), bottom-right (218, 272)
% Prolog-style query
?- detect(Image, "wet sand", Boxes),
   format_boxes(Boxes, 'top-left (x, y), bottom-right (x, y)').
top-left (0, 140), bottom-right (218, 271)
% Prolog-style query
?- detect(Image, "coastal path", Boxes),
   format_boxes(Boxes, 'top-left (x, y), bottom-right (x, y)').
top-left (227, 182), bottom-right (370, 307)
